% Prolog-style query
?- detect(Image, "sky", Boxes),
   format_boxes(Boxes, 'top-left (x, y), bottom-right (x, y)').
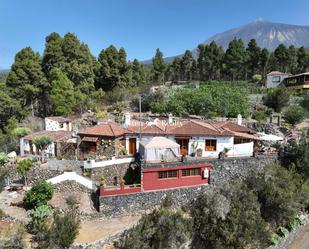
top-left (1, 0), bottom-right (309, 69)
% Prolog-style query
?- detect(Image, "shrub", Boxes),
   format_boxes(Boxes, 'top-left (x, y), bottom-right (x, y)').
top-left (29, 205), bottom-right (51, 232)
top-left (12, 127), bottom-right (31, 137)
top-left (191, 183), bottom-right (271, 249)
top-left (16, 159), bottom-right (33, 186)
top-left (0, 152), bottom-right (8, 166)
top-left (284, 105), bottom-right (305, 126)
top-left (24, 180), bottom-right (54, 209)
top-left (252, 110), bottom-right (266, 123)
top-left (278, 227), bottom-right (289, 237)
top-left (116, 208), bottom-right (191, 249)
top-left (263, 88), bottom-right (289, 112)
top-left (0, 168), bottom-right (9, 192)
top-left (37, 196), bottom-right (80, 249)
top-left (271, 233), bottom-right (281, 245)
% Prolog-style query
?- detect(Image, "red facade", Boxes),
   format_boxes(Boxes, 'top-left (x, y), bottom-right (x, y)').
top-left (99, 164), bottom-right (212, 197)
top-left (142, 164), bottom-right (211, 191)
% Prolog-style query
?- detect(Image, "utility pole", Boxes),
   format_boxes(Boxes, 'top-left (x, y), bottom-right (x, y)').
top-left (139, 95), bottom-right (142, 141)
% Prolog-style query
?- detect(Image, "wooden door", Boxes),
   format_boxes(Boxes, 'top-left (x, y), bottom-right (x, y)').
top-left (129, 138), bottom-right (137, 155)
top-left (176, 139), bottom-right (189, 155)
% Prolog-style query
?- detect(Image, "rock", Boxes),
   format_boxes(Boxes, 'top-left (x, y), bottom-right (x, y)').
top-left (7, 151), bottom-right (17, 159)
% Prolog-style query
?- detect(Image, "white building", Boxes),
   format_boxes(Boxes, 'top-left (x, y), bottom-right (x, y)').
top-left (45, 116), bottom-right (73, 131)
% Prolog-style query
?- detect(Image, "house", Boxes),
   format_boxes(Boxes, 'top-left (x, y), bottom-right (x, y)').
top-left (265, 71), bottom-right (289, 88)
top-left (99, 163), bottom-right (212, 196)
top-left (78, 113), bottom-right (259, 160)
top-left (284, 72), bottom-right (309, 90)
top-left (77, 122), bottom-right (125, 159)
top-left (45, 116), bottom-right (73, 131)
top-left (20, 130), bottom-right (72, 157)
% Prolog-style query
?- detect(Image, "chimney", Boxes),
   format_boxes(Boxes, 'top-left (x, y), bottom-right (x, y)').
top-left (168, 113), bottom-right (173, 124)
top-left (237, 114), bottom-right (242, 126)
top-left (124, 112), bottom-right (131, 126)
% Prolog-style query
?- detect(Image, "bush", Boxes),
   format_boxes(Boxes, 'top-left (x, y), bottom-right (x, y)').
top-left (284, 105), bottom-right (305, 126)
top-left (263, 88), bottom-right (289, 112)
top-left (252, 110), bottom-right (266, 123)
top-left (0, 152), bottom-right (8, 166)
top-left (29, 205), bottom-right (51, 233)
top-left (36, 196), bottom-right (80, 249)
top-left (12, 127), bottom-right (31, 137)
top-left (191, 182), bottom-right (271, 249)
top-left (24, 180), bottom-right (54, 209)
top-left (116, 208), bottom-right (191, 249)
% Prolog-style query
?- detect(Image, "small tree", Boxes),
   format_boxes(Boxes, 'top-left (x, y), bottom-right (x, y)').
top-left (16, 159), bottom-right (33, 187)
top-left (32, 135), bottom-right (53, 161)
top-left (24, 180), bottom-right (53, 209)
top-left (12, 127), bottom-right (31, 138)
top-left (263, 88), bottom-right (289, 112)
top-left (284, 105), bottom-right (305, 126)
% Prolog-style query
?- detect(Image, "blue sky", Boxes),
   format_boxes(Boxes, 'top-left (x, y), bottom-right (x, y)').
top-left (1, 0), bottom-right (309, 69)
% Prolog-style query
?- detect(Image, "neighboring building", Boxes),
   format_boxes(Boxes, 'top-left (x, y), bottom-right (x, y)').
top-left (20, 130), bottom-right (72, 157)
top-left (78, 113), bottom-right (259, 160)
top-left (265, 71), bottom-right (289, 88)
top-left (99, 163), bottom-right (212, 196)
top-left (284, 72), bottom-right (309, 90)
top-left (45, 116), bottom-right (73, 131)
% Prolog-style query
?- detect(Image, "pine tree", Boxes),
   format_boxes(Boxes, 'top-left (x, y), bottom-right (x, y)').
top-left (151, 48), bottom-right (166, 83)
top-left (288, 45), bottom-right (298, 74)
top-left (180, 50), bottom-right (193, 80)
top-left (50, 69), bottom-right (74, 115)
top-left (132, 59), bottom-right (147, 86)
top-left (224, 39), bottom-right (247, 80)
top-left (246, 39), bottom-right (261, 79)
top-left (171, 57), bottom-right (181, 81)
top-left (6, 47), bottom-right (48, 116)
top-left (260, 48), bottom-right (269, 77)
top-left (297, 47), bottom-right (309, 73)
top-left (274, 44), bottom-right (290, 72)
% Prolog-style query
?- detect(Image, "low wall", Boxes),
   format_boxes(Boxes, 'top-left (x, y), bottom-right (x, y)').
top-left (47, 172), bottom-right (93, 190)
top-left (99, 156), bottom-right (277, 216)
top-left (90, 164), bottom-right (129, 185)
top-left (84, 157), bottom-right (134, 169)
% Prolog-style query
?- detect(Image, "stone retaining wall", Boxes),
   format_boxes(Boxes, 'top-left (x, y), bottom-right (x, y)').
top-left (99, 156), bottom-right (277, 216)
top-left (90, 164), bottom-right (129, 185)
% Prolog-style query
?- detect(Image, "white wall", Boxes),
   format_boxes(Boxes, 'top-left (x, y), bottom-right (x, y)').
top-left (20, 138), bottom-right (56, 157)
top-left (46, 172), bottom-right (93, 189)
top-left (45, 118), bottom-right (71, 131)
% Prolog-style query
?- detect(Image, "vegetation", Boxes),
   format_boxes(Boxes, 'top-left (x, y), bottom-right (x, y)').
top-left (284, 105), bottom-right (305, 126)
top-left (150, 85), bottom-right (249, 117)
top-left (23, 180), bottom-right (53, 209)
top-left (35, 196), bottom-right (80, 249)
top-left (32, 135), bottom-right (53, 161)
top-left (263, 88), bottom-right (290, 112)
top-left (16, 158), bottom-right (34, 187)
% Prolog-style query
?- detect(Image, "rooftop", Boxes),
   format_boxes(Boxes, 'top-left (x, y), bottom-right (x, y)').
top-left (23, 130), bottom-right (71, 141)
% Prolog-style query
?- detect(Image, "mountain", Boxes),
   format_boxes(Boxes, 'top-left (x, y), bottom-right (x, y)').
top-left (143, 19), bottom-right (309, 64)
top-left (201, 19), bottom-right (309, 51)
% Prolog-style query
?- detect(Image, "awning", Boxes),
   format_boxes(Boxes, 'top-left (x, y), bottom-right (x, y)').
top-left (81, 137), bottom-right (98, 142)
top-left (257, 133), bottom-right (283, 141)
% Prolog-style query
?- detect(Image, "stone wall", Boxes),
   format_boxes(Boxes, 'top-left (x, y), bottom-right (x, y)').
top-left (90, 164), bottom-right (129, 185)
top-left (52, 180), bottom-right (93, 194)
top-left (269, 226), bottom-right (301, 249)
top-left (99, 156), bottom-right (278, 216)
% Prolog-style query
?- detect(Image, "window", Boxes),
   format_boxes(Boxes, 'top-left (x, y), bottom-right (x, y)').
top-left (205, 139), bottom-right (217, 151)
top-left (182, 168), bottom-right (201, 177)
top-left (158, 170), bottom-right (178, 179)
top-left (234, 138), bottom-right (251, 144)
top-left (272, 76), bottom-right (281, 83)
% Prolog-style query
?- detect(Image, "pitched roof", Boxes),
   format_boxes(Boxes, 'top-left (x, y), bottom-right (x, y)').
top-left (23, 130), bottom-right (71, 142)
top-left (267, 71), bottom-right (288, 76)
top-left (213, 121), bottom-right (255, 133)
top-left (45, 116), bottom-right (72, 123)
top-left (78, 123), bottom-right (124, 137)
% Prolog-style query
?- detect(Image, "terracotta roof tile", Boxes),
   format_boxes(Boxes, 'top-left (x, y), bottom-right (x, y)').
top-left (78, 123), bottom-right (124, 137)
top-left (24, 130), bottom-right (71, 142)
top-left (214, 121), bottom-right (255, 133)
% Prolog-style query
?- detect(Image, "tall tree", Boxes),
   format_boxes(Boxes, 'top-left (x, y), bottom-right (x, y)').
top-left (151, 48), bottom-right (166, 83)
top-left (180, 50), bottom-right (193, 80)
top-left (297, 47), bottom-right (309, 73)
top-left (260, 48), bottom-right (269, 77)
top-left (171, 57), bottom-right (181, 81)
top-left (42, 32), bottom-right (65, 78)
top-left (50, 69), bottom-right (75, 115)
top-left (246, 39), bottom-right (261, 79)
top-left (131, 59), bottom-right (147, 86)
top-left (224, 39), bottom-right (247, 80)
top-left (274, 44), bottom-right (290, 72)
top-left (6, 47), bottom-right (48, 116)
top-left (118, 47), bottom-right (132, 87)
top-left (288, 45), bottom-right (298, 74)
top-left (96, 45), bottom-right (120, 91)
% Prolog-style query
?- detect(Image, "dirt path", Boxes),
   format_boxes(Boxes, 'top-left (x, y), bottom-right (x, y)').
top-left (75, 215), bottom-right (140, 244)
top-left (288, 224), bottom-right (309, 249)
